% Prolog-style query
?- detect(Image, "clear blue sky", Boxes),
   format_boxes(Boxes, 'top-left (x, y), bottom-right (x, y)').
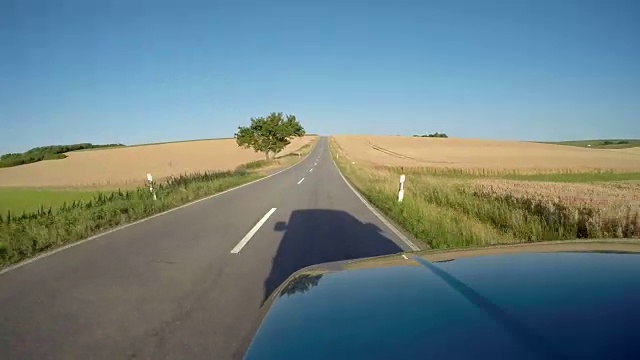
top-left (1, 0), bottom-right (639, 153)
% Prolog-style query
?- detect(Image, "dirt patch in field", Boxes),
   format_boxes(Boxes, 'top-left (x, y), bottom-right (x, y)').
top-left (0, 137), bottom-right (315, 188)
top-left (332, 135), bottom-right (640, 172)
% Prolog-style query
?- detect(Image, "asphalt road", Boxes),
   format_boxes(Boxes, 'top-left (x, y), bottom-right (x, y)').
top-left (0, 137), bottom-right (416, 359)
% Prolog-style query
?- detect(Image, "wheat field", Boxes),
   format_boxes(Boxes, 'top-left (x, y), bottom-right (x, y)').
top-left (330, 136), bottom-right (640, 246)
top-left (333, 135), bottom-right (640, 172)
top-left (0, 137), bottom-right (315, 188)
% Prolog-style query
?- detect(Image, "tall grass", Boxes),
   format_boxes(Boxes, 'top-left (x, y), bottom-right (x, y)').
top-left (330, 140), bottom-right (640, 250)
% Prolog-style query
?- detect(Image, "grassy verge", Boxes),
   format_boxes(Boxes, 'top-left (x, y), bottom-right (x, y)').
top-left (0, 140), bottom-right (315, 268)
top-left (330, 139), bottom-right (639, 250)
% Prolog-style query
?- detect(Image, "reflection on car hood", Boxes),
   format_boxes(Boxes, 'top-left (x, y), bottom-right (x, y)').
top-left (243, 241), bottom-right (640, 360)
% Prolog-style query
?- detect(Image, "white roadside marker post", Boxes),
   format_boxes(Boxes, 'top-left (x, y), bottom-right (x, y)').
top-left (147, 173), bottom-right (157, 200)
top-left (398, 174), bottom-right (406, 202)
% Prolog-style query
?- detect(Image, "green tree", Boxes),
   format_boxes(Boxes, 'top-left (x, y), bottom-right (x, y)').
top-left (234, 112), bottom-right (306, 159)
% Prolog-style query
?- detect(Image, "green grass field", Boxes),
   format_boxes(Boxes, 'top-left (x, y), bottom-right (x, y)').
top-left (0, 188), bottom-right (99, 215)
top-left (540, 139), bottom-right (640, 149)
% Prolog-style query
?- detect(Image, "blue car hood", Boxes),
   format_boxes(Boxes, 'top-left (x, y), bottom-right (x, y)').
top-left (243, 241), bottom-right (640, 360)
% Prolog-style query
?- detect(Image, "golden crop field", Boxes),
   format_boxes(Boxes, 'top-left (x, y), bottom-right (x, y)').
top-left (332, 135), bottom-right (640, 172)
top-left (0, 137), bottom-right (315, 188)
top-left (330, 135), bottom-right (640, 247)
top-left (470, 178), bottom-right (640, 212)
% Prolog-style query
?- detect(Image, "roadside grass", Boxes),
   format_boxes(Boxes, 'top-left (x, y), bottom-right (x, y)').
top-left (539, 139), bottom-right (640, 149)
top-left (330, 139), bottom-right (639, 250)
top-left (0, 140), bottom-right (315, 268)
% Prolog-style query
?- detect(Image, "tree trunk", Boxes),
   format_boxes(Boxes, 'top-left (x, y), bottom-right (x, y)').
top-left (265, 151), bottom-right (270, 160)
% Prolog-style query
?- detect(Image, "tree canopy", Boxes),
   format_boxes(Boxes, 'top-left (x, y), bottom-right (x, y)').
top-left (0, 143), bottom-right (125, 168)
top-left (413, 132), bottom-right (449, 138)
top-left (234, 112), bottom-right (306, 159)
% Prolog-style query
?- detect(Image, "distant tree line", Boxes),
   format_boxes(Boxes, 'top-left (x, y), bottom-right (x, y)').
top-left (413, 132), bottom-right (449, 138)
top-left (601, 140), bottom-right (629, 145)
top-left (0, 143), bottom-right (124, 168)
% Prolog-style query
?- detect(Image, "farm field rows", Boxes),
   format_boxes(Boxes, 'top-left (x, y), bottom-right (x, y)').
top-left (331, 135), bottom-right (640, 249)
top-left (332, 135), bottom-right (640, 173)
top-left (0, 136), bottom-right (314, 188)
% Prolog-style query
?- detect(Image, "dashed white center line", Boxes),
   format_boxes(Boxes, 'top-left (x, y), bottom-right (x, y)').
top-left (297, 177), bottom-right (305, 185)
top-left (310, 168), bottom-right (313, 172)
top-left (230, 208), bottom-right (277, 254)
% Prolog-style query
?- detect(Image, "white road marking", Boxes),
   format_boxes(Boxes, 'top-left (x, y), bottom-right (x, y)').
top-left (231, 208), bottom-right (277, 254)
top-left (297, 177), bottom-right (305, 185)
top-left (314, 162), bottom-right (318, 166)
top-left (309, 168), bottom-right (313, 172)
top-left (332, 157), bottom-right (421, 252)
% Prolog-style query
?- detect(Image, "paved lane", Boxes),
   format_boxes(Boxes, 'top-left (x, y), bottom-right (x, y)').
top-left (0, 137), bottom-right (415, 359)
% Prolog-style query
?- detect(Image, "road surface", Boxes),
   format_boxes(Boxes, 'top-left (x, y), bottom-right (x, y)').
top-left (0, 137), bottom-right (416, 359)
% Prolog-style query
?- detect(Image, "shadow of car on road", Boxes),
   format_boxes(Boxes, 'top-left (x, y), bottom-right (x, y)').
top-left (262, 209), bottom-right (403, 303)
